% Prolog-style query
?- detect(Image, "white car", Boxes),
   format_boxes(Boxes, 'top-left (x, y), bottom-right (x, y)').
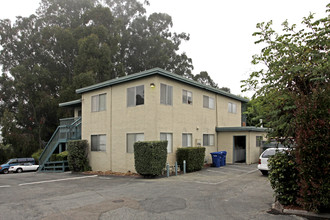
top-left (9, 163), bottom-right (39, 173)
top-left (258, 148), bottom-right (288, 175)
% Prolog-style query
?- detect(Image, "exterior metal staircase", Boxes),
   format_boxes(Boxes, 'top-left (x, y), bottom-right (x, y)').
top-left (38, 117), bottom-right (81, 172)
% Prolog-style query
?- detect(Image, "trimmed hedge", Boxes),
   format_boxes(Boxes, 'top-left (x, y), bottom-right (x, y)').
top-left (49, 151), bottom-right (69, 162)
top-left (134, 141), bottom-right (167, 177)
top-left (67, 140), bottom-right (91, 172)
top-left (176, 147), bottom-right (205, 172)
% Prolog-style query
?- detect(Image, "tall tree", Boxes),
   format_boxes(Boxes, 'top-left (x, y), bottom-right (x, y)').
top-left (0, 0), bottom-right (195, 156)
top-left (242, 6), bottom-right (329, 211)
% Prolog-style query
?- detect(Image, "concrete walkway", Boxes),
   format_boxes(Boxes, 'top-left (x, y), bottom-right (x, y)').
top-left (0, 164), bottom-right (313, 219)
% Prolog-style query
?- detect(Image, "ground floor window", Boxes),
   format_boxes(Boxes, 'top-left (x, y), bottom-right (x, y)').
top-left (182, 133), bottom-right (192, 147)
top-left (256, 136), bottom-right (263, 147)
top-left (203, 134), bottom-right (215, 146)
top-left (160, 133), bottom-right (173, 153)
top-left (127, 133), bottom-right (144, 153)
top-left (91, 134), bottom-right (106, 151)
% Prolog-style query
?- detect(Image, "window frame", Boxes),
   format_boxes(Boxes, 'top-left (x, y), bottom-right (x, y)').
top-left (91, 134), bottom-right (106, 152)
top-left (182, 133), bottom-right (192, 147)
top-left (256, 136), bottom-right (263, 147)
top-left (126, 133), bottom-right (144, 153)
top-left (160, 83), bottom-right (173, 105)
top-left (228, 102), bottom-right (237, 114)
top-left (160, 133), bottom-right (173, 153)
top-left (91, 93), bottom-right (106, 112)
top-left (127, 85), bottom-right (145, 107)
top-left (203, 95), bottom-right (215, 109)
top-left (203, 134), bottom-right (215, 146)
top-left (182, 89), bottom-right (193, 105)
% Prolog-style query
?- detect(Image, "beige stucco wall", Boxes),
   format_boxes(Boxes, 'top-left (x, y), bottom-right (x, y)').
top-left (217, 131), bottom-right (267, 164)
top-left (81, 75), bottom-right (245, 173)
top-left (81, 87), bottom-right (112, 171)
top-left (216, 96), bottom-right (241, 127)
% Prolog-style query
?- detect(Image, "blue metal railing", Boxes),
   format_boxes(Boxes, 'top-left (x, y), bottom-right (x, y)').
top-left (39, 117), bottom-right (81, 171)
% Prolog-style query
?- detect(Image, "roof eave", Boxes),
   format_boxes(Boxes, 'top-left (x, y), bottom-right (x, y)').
top-left (59, 99), bottom-right (82, 107)
top-left (216, 126), bottom-right (269, 132)
top-left (75, 68), bottom-right (248, 103)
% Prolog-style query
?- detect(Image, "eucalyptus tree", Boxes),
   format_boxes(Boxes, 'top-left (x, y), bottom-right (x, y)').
top-left (0, 0), bottom-right (194, 156)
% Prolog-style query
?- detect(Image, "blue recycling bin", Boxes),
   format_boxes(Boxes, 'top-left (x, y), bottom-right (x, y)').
top-left (210, 152), bottom-right (222, 167)
top-left (219, 151), bottom-right (227, 166)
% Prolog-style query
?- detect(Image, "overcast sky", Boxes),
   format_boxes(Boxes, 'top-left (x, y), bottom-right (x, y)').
top-left (0, 0), bottom-right (328, 97)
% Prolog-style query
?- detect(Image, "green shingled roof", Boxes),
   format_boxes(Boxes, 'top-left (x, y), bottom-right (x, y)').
top-left (216, 126), bottom-right (269, 132)
top-left (76, 68), bottom-right (248, 102)
top-left (59, 99), bottom-right (81, 107)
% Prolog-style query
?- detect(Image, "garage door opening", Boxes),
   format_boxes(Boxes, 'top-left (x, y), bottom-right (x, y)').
top-left (233, 136), bottom-right (246, 163)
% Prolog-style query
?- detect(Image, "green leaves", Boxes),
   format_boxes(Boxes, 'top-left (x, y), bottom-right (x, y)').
top-left (244, 5), bottom-right (329, 212)
top-left (0, 0), bottom-right (195, 159)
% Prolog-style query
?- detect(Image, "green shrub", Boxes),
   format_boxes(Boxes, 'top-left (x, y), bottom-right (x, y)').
top-left (31, 148), bottom-right (43, 164)
top-left (50, 154), bottom-right (57, 161)
top-left (176, 147), bottom-right (205, 172)
top-left (57, 151), bottom-right (68, 161)
top-left (67, 140), bottom-right (91, 172)
top-left (134, 141), bottom-right (167, 177)
top-left (268, 150), bottom-right (299, 206)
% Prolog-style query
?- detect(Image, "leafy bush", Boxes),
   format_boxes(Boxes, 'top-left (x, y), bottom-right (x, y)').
top-left (0, 144), bottom-right (15, 164)
top-left (294, 90), bottom-right (330, 213)
top-left (134, 141), bottom-right (167, 177)
top-left (176, 147), bottom-right (205, 172)
top-left (57, 151), bottom-right (69, 161)
top-left (67, 140), bottom-right (91, 172)
top-left (31, 148), bottom-right (43, 164)
top-left (268, 150), bottom-right (299, 206)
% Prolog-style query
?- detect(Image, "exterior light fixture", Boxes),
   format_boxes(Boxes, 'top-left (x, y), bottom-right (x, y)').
top-left (150, 83), bottom-right (155, 88)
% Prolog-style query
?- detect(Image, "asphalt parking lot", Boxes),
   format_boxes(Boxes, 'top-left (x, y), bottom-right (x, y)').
top-left (0, 164), bottom-right (305, 220)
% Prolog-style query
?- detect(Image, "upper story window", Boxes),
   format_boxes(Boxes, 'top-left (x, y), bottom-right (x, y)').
top-left (228, 102), bottom-right (237, 113)
top-left (92, 93), bottom-right (106, 112)
top-left (203, 95), bottom-right (214, 109)
top-left (160, 83), bottom-right (173, 105)
top-left (91, 134), bottom-right (106, 151)
top-left (127, 133), bottom-right (144, 153)
top-left (182, 133), bottom-right (192, 147)
top-left (160, 133), bottom-right (173, 153)
top-left (203, 134), bottom-right (215, 146)
top-left (127, 85), bottom-right (144, 107)
top-left (182, 90), bottom-right (193, 105)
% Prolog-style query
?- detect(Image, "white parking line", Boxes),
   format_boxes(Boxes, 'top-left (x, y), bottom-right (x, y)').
top-left (19, 175), bottom-right (98, 186)
top-left (0, 185), bottom-right (11, 188)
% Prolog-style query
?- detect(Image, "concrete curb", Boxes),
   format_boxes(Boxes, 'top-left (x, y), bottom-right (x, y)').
top-left (272, 201), bottom-right (330, 219)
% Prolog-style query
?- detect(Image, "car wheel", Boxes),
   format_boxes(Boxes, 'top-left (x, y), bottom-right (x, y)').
top-left (3, 169), bottom-right (9, 174)
top-left (260, 170), bottom-right (268, 176)
top-left (16, 168), bottom-right (23, 173)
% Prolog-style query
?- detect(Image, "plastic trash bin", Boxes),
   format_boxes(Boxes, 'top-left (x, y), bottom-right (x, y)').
top-left (219, 151), bottom-right (227, 166)
top-left (210, 152), bottom-right (222, 167)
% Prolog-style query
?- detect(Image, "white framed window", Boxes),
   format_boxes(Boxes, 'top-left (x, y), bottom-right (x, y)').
top-left (203, 134), bottom-right (215, 146)
top-left (127, 85), bottom-right (144, 107)
top-left (228, 102), bottom-right (237, 113)
top-left (256, 136), bottom-right (263, 147)
top-left (160, 133), bottom-right (173, 153)
top-left (91, 134), bottom-right (106, 151)
top-left (203, 95), bottom-right (214, 109)
top-left (160, 83), bottom-right (173, 105)
top-left (182, 89), bottom-right (193, 105)
top-left (127, 133), bottom-right (144, 153)
top-left (91, 93), bottom-right (106, 112)
top-left (182, 133), bottom-right (192, 147)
